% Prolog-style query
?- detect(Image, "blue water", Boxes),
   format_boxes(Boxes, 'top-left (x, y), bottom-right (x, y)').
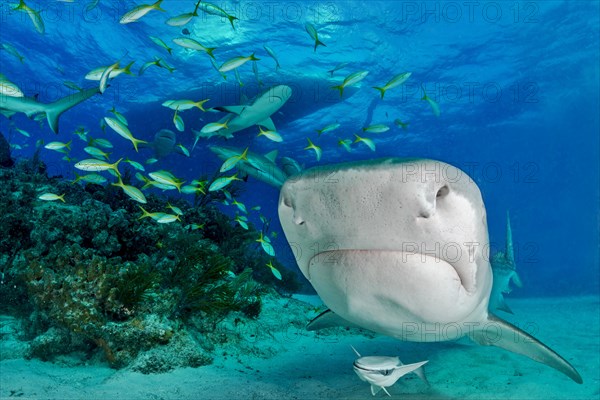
top-left (1, 0), bottom-right (598, 299)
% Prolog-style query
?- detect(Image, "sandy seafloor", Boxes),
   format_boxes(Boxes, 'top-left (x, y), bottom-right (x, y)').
top-left (1, 295), bottom-right (598, 400)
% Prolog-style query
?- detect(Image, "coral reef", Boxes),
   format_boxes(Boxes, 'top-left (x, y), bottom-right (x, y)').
top-left (0, 132), bottom-right (14, 167)
top-left (0, 155), bottom-right (302, 372)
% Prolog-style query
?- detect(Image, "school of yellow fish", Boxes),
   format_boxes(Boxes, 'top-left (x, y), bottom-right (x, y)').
top-left (2, 0), bottom-right (441, 280)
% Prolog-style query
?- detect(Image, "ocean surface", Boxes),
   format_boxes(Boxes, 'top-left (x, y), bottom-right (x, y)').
top-left (0, 1), bottom-right (598, 399)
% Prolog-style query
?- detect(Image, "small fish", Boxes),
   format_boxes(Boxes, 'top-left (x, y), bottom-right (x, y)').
top-left (74, 158), bottom-right (122, 175)
top-left (124, 158), bottom-right (146, 171)
top-left (197, 2), bottom-right (238, 29)
top-left (166, 203), bottom-right (184, 216)
top-left (166, 12), bottom-right (197, 27)
top-left (139, 58), bottom-right (174, 75)
top-left (218, 53), bottom-right (259, 73)
top-left (162, 99), bottom-right (209, 111)
top-left (252, 60), bottom-right (263, 86)
top-left (1, 43), bottom-right (25, 63)
top-left (38, 193), bottom-right (65, 202)
top-left (421, 85), bottom-right (441, 117)
top-left (173, 109), bottom-right (185, 132)
top-left (85, 62), bottom-right (135, 81)
top-left (112, 177), bottom-right (147, 204)
top-left (332, 70), bottom-right (369, 98)
top-left (90, 137), bottom-right (114, 149)
top-left (0, 79), bottom-right (24, 98)
top-left (176, 144), bottom-right (190, 157)
top-left (99, 61), bottom-right (119, 94)
top-left (220, 147), bottom-right (248, 173)
top-left (149, 36), bottom-right (173, 55)
top-left (146, 158), bottom-right (159, 164)
top-left (263, 45), bottom-right (280, 70)
top-left (74, 126), bottom-right (90, 142)
top-left (235, 215), bottom-right (249, 230)
top-left (181, 184), bottom-right (204, 195)
top-left (72, 173), bottom-right (107, 185)
top-left (394, 119), bottom-right (409, 130)
top-left (257, 126), bottom-right (283, 142)
top-left (149, 170), bottom-right (184, 192)
top-left (338, 138), bottom-right (352, 152)
top-left (256, 232), bottom-right (275, 256)
top-left (84, 146), bottom-right (110, 160)
top-left (104, 117), bottom-right (147, 151)
top-left (234, 68), bottom-right (244, 86)
top-left (266, 260), bottom-right (282, 280)
top-left (327, 62), bottom-right (349, 77)
top-left (44, 140), bottom-right (71, 152)
top-left (186, 223), bottom-right (205, 230)
top-left (210, 57), bottom-right (227, 81)
top-left (120, 0), bottom-right (165, 24)
top-left (353, 134), bottom-right (376, 151)
top-left (138, 206), bottom-right (168, 221)
top-left (208, 173), bottom-right (242, 192)
top-left (172, 37), bottom-right (216, 59)
top-left (109, 106), bottom-right (128, 126)
top-left (15, 128), bottom-right (30, 137)
top-left (373, 72), bottom-right (412, 99)
top-left (156, 214), bottom-right (180, 224)
top-left (304, 138), bottom-right (322, 161)
top-left (201, 119), bottom-right (230, 134)
top-left (232, 199), bottom-right (247, 214)
top-left (305, 23), bottom-right (326, 52)
top-left (13, 0), bottom-right (45, 34)
top-left (316, 123), bottom-right (340, 136)
top-left (362, 124), bottom-right (389, 134)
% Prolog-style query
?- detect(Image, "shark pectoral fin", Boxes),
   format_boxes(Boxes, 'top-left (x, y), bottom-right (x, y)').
top-left (214, 105), bottom-right (245, 115)
top-left (512, 272), bottom-right (523, 288)
top-left (264, 150), bottom-right (278, 163)
top-left (257, 117), bottom-right (276, 131)
top-left (469, 314), bottom-right (582, 384)
top-left (307, 309), bottom-right (361, 331)
top-left (0, 110), bottom-right (17, 118)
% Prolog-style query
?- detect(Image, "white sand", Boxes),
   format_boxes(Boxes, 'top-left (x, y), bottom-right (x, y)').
top-left (1, 296), bottom-right (598, 400)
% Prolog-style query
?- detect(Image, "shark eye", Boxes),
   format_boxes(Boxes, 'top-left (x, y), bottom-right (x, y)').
top-left (436, 185), bottom-right (449, 198)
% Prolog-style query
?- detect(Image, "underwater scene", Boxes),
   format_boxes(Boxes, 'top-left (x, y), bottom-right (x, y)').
top-left (0, 0), bottom-right (598, 399)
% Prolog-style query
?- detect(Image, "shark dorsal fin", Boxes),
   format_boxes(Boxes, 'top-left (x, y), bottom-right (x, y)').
top-left (505, 211), bottom-right (514, 264)
top-left (264, 150), bottom-right (278, 163)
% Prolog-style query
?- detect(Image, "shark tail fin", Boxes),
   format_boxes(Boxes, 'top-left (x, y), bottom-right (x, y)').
top-left (45, 87), bottom-right (100, 134)
top-left (469, 314), bottom-right (582, 384)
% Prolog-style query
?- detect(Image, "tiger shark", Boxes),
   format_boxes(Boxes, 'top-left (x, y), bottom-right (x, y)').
top-left (203, 84), bottom-right (292, 139)
top-left (278, 158), bottom-right (582, 384)
top-left (0, 87), bottom-right (100, 134)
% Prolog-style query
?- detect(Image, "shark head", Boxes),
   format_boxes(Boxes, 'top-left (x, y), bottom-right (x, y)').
top-left (279, 158), bottom-right (492, 333)
top-left (279, 158), bottom-right (582, 383)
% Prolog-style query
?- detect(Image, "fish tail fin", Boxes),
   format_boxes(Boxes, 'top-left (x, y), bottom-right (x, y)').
top-left (154, 0), bottom-right (165, 11)
top-left (121, 61), bottom-right (135, 76)
top-left (227, 15), bottom-right (238, 29)
top-left (111, 158), bottom-right (123, 176)
top-left (206, 47), bottom-right (217, 59)
top-left (249, 53), bottom-right (260, 61)
top-left (314, 39), bottom-right (326, 52)
top-left (373, 86), bottom-right (386, 99)
top-left (131, 138), bottom-right (148, 152)
top-left (45, 87), bottom-right (100, 134)
top-left (331, 85), bottom-right (344, 98)
top-left (469, 314), bottom-right (582, 384)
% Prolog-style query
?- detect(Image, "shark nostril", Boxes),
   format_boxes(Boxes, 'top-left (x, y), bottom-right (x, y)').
top-left (437, 185), bottom-right (449, 198)
top-left (293, 215), bottom-right (305, 225)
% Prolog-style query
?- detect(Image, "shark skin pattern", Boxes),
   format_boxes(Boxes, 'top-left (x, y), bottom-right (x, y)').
top-left (278, 158), bottom-right (582, 384)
